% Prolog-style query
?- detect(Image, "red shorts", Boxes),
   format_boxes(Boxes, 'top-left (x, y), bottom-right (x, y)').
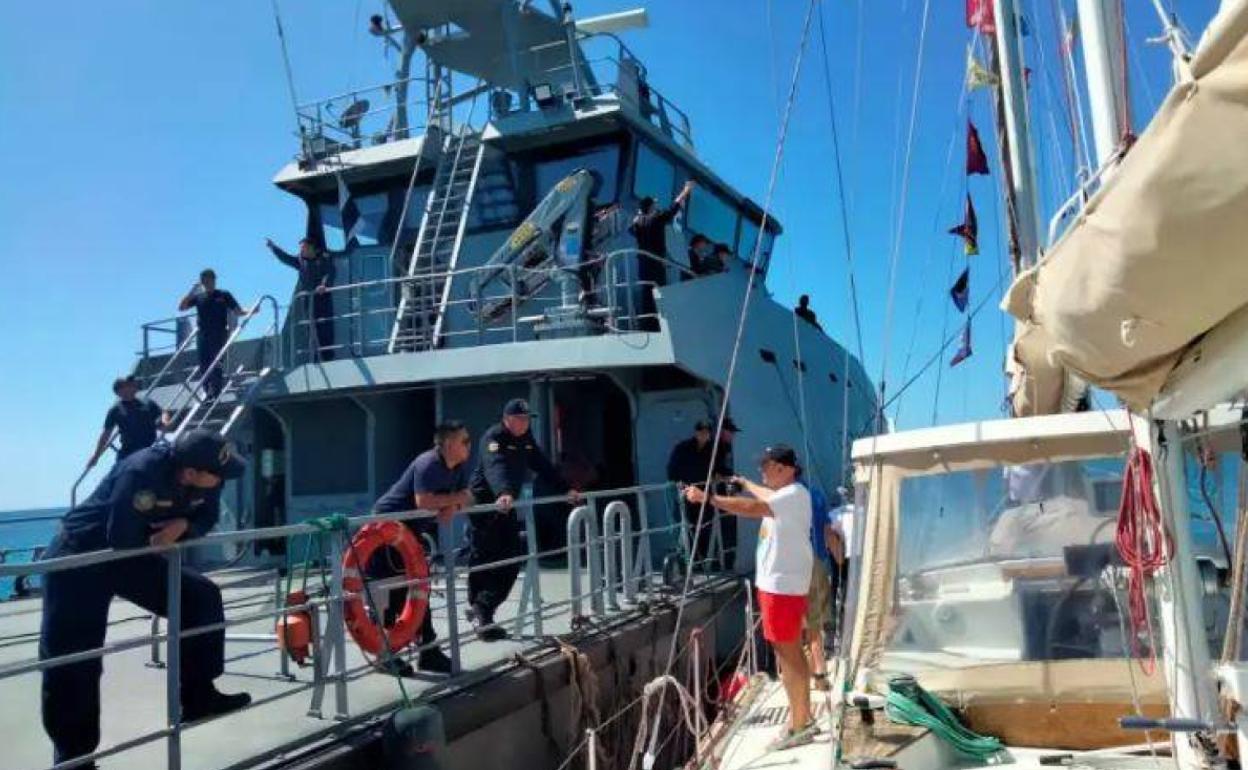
top-left (757, 589), bottom-right (807, 644)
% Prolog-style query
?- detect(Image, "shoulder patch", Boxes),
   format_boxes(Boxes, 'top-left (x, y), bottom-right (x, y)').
top-left (487, 441), bottom-right (500, 453)
top-left (133, 490), bottom-right (156, 514)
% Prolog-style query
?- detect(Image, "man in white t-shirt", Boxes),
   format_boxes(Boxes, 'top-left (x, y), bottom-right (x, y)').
top-left (684, 443), bottom-right (815, 750)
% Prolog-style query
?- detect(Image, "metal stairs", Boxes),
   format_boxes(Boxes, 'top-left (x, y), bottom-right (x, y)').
top-left (388, 127), bottom-right (485, 353)
top-left (163, 298), bottom-right (280, 442)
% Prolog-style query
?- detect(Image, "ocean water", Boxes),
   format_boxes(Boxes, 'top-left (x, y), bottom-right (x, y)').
top-left (0, 508), bottom-right (63, 600)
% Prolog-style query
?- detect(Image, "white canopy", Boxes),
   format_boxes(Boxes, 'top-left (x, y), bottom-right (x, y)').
top-left (1003, 2), bottom-right (1248, 413)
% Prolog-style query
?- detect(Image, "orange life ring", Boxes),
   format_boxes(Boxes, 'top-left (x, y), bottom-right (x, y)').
top-left (342, 520), bottom-right (430, 655)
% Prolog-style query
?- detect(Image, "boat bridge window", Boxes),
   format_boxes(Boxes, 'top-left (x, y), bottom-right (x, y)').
top-left (533, 143), bottom-right (621, 203)
top-left (351, 192), bottom-right (389, 246)
top-left (739, 216), bottom-right (776, 267)
top-left (687, 189), bottom-right (738, 252)
top-left (318, 203), bottom-right (346, 251)
top-left (633, 142), bottom-right (676, 203)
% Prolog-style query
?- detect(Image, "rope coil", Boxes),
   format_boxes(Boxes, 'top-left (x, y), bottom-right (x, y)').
top-left (884, 674), bottom-right (1004, 760)
top-left (1114, 446), bottom-right (1172, 675)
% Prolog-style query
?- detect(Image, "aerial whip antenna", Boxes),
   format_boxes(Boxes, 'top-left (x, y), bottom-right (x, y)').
top-left (269, 0), bottom-right (305, 152)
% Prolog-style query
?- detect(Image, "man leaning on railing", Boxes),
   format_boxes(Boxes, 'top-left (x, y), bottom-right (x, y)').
top-left (39, 430), bottom-right (252, 768)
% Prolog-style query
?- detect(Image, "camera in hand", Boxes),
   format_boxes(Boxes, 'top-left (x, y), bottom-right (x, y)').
top-left (714, 478), bottom-right (742, 496)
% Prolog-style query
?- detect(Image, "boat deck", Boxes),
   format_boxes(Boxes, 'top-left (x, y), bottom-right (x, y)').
top-left (709, 671), bottom-right (1178, 770)
top-left (0, 564), bottom-right (706, 770)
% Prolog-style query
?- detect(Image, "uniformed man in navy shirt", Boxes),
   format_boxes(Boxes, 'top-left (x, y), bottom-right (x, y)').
top-left (467, 399), bottom-right (580, 641)
top-left (266, 237), bottom-right (336, 361)
top-left (178, 269), bottom-right (244, 399)
top-left (39, 429), bottom-right (251, 767)
top-left (86, 375), bottom-right (169, 469)
top-left (370, 420), bottom-right (474, 675)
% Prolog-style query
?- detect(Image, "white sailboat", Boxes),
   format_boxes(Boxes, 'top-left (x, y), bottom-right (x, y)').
top-left (694, 0), bottom-right (1248, 768)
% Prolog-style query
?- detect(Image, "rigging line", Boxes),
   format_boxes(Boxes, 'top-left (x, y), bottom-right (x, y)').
top-left (848, 0), bottom-right (866, 218)
top-left (644, 1), bottom-right (822, 763)
top-left (876, 0), bottom-right (935, 431)
top-left (892, 47), bottom-right (972, 426)
top-left (1122, 9), bottom-right (1160, 118)
top-left (1112, 0), bottom-right (1134, 132)
top-left (815, 0), bottom-right (867, 482)
top-left (1027, 0), bottom-right (1077, 200)
top-left (1055, 0), bottom-right (1095, 180)
top-left (862, 263), bottom-right (1010, 426)
top-left (929, 243), bottom-right (958, 425)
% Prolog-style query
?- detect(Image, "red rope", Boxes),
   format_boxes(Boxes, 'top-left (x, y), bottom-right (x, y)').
top-left (1115, 447), bottom-right (1173, 674)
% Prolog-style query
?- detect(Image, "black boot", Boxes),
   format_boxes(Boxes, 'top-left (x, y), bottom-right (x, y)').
top-left (182, 684), bottom-right (252, 723)
top-left (418, 646), bottom-right (453, 674)
top-left (467, 604), bottom-right (507, 642)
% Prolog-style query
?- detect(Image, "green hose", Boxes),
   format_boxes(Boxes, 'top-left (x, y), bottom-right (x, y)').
top-left (884, 674), bottom-right (1004, 760)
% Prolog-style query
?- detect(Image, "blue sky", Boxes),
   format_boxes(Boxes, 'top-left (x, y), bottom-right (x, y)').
top-left (0, 0), bottom-right (1214, 510)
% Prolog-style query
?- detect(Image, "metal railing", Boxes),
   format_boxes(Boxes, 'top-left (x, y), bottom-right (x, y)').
top-left (160, 296), bottom-right (282, 438)
top-left (529, 33), bottom-right (695, 150)
top-left (0, 482), bottom-right (727, 770)
top-left (295, 76), bottom-right (438, 154)
top-left (136, 299), bottom-right (285, 396)
top-left (284, 249), bottom-right (694, 363)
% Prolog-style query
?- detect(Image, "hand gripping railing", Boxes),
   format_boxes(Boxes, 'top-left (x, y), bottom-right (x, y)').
top-left (567, 503), bottom-right (605, 620)
top-left (0, 482), bottom-right (689, 770)
top-left (601, 501), bottom-right (635, 610)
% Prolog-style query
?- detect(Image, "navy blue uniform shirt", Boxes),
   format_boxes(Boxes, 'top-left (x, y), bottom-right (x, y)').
top-left (469, 423), bottom-right (565, 501)
top-left (374, 448), bottom-right (470, 514)
top-left (629, 203), bottom-right (682, 259)
top-left (104, 398), bottom-right (162, 458)
top-left (269, 245), bottom-right (336, 293)
top-left (57, 443), bottom-right (220, 552)
top-left (190, 290), bottom-right (241, 341)
top-left (666, 436), bottom-right (732, 485)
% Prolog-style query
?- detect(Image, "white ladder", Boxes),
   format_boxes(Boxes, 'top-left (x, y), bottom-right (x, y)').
top-left (165, 298), bottom-right (277, 441)
top-left (388, 127), bottom-right (485, 353)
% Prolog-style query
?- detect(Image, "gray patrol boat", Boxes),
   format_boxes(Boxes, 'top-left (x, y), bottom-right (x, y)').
top-left (0, 2), bottom-right (875, 769)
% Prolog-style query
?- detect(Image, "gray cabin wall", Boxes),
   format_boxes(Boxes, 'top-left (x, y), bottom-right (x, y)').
top-left (355, 388), bottom-right (437, 500)
top-left (265, 398), bottom-right (374, 521)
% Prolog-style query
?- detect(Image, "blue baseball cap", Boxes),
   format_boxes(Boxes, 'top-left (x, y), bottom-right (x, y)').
top-left (503, 398), bottom-right (532, 417)
top-left (174, 429), bottom-right (245, 480)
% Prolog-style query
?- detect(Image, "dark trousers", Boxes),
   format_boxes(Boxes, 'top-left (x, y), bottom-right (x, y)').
top-left (681, 499), bottom-right (736, 571)
top-left (370, 522), bottom-right (437, 652)
top-left (39, 537), bottom-right (225, 764)
top-left (636, 258), bottom-right (666, 332)
top-left (197, 334), bottom-right (225, 399)
top-left (466, 512), bottom-right (524, 617)
top-left (311, 293), bottom-right (335, 362)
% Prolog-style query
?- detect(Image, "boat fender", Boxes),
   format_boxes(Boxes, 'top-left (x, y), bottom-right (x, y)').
top-left (342, 520), bottom-right (430, 655)
top-left (383, 705), bottom-right (446, 770)
top-left (276, 590), bottom-right (313, 665)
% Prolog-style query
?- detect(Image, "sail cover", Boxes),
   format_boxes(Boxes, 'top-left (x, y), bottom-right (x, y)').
top-left (1002, 2), bottom-right (1248, 411)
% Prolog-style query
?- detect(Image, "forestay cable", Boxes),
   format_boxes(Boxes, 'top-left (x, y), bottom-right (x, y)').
top-left (642, 2), bottom-right (821, 765)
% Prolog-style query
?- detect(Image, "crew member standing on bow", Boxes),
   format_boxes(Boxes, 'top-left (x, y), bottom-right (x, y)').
top-left (39, 430), bottom-right (252, 767)
top-left (467, 399), bottom-right (580, 641)
top-left (266, 237), bottom-right (336, 361)
top-left (369, 420), bottom-right (474, 675)
top-left (178, 269), bottom-right (243, 399)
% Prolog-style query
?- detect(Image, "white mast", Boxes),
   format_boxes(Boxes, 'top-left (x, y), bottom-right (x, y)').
top-left (990, 0), bottom-right (1044, 269)
top-left (1076, 0), bottom-right (1129, 168)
